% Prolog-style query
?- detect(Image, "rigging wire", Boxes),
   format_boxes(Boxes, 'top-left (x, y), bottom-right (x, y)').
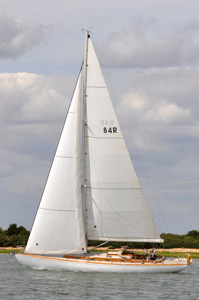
top-left (91, 33), bottom-right (170, 234)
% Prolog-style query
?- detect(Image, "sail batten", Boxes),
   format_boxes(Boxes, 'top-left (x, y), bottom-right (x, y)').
top-left (87, 188), bottom-right (142, 190)
top-left (85, 137), bottom-right (123, 140)
top-left (40, 208), bottom-right (76, 212)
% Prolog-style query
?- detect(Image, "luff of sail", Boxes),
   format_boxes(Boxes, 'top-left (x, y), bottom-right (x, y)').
top-left (25, 70), bottom-right (87, 255)
top-left (84, 36), bottom-right (163, 243)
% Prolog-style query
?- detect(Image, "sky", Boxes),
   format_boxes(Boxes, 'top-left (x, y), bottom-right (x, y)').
top-left (0, 0), bottom-right (199, 235)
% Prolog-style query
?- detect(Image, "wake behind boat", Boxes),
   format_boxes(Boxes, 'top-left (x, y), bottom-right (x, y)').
top-left (16, 31), bottom-right (192, 273)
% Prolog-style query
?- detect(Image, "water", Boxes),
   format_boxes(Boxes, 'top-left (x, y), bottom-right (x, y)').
top-left (0, 254), bottom-right (198, 300)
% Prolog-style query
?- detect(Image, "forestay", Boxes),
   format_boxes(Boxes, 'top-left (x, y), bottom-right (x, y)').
top-left (84, 38), bottom-right (163, 243)
top-left (25, 70), bottom-right (87, 255)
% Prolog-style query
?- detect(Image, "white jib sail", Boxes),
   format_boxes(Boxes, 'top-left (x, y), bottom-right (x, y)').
top-left (85, 37), bottom-right (163, 243)
top-left (25, 70), bottom-right (87, 255)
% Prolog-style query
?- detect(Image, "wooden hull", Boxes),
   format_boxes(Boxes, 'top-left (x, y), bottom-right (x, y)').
top-left (15, 253), bottom-right (191, 273)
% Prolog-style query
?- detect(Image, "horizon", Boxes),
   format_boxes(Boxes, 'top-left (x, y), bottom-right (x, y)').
top-left (1, 223), bottom-right (199, 236)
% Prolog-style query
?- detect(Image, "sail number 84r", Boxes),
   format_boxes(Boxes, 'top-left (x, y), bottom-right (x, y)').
top-left (100, 119), bottom-right (117, 133)
top-left (103, 127), bottom-right (117, 133)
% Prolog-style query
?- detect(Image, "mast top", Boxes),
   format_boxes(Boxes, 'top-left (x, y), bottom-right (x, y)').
top-left (82, 29), bottom-right (91, 38)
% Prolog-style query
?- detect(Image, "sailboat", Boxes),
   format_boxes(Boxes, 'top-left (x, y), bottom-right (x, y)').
top-left (16, 32), bottom-right (192, 273)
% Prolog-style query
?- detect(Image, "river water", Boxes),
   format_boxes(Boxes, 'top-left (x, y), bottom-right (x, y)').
top-left (0, 254), bottom-right (198, 300)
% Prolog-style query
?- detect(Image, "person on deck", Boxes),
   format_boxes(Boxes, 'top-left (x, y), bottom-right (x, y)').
top-left (151, 245), bottom-right (157, 260)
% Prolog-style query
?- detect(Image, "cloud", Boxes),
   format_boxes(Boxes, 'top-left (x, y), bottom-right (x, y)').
top-left (0, 13), bottom-right (52, 59)
top-left (142, 101), bottom-right (190, 125)
top-left (114, 67), bottom-right (199, 170)
top-left (118, 89), bottom-right (190, 126)
top-left (120, 90), bottom-right (149, 112)
top-left (101, 27), bottom-right (199, 68)
top-left (0, 72), bottom-right (74, 181)
top-left (0, 72), bottom-right (71, 127)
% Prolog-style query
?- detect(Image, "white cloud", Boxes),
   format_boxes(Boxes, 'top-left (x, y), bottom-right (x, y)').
top-left (142, 101), bottom-right (190, 125)
top-left (121, 90), bottom-right (149, 112)
top-left (0, 72), bottom-right (71, 126)
top-left (114, 67), bottom-right (199, 170)
top-left (0, 13), bottom-right (52, 59)
top-left (0, 72), bottom-right (73, 186)
top-left (118, 89), bottom-right (190, 127)
top-left (101, 27), bottom-right (199, 68)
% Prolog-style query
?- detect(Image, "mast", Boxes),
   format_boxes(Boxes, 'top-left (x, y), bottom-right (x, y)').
top-left (81, 31), bottom-right (90, 244)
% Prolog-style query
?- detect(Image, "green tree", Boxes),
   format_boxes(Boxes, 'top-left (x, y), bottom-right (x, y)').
top-left (187, 230), bottom-right (199, 238)
top-left (2, 224), bottom-right (30, 246)
top-left (5, 224), bottom-right (19, 236)
top-left (17, 226), bottom-right (30, 237)
top-left (0, 228), bottom-right (6, 247)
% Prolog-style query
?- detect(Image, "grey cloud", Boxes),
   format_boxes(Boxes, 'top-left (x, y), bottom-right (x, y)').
top-left (115, 66), bottom-right (199, 187)
top-left (116, 68), bottom-right (199, 154)
top-left (0, 13), bottom-right (52, 59)
top-left (0, 72), bottom-right (71, 127)
top-left (101, 27), bottom-right (199, 68)
top-left (0, 72), bottom-right (73, 172)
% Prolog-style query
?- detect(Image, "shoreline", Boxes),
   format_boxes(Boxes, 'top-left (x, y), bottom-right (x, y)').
top-left (1, 247), bottom-right (199, 258)
top-left (0, 247), bottom-right (24, 250)
top-left (1, 246), bottom-right (199, 253)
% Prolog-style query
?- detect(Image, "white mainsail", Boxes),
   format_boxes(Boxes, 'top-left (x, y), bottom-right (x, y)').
top-left (84, 37), bottom-right (162, 243)
top-left (25, 70), bottom-right (87, 255)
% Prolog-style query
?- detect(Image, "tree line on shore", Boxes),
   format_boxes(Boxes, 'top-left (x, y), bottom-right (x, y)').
top-left (0, 224), bottom-right (199, 248)
top-left (0, 224), bottom-right (29, 247)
